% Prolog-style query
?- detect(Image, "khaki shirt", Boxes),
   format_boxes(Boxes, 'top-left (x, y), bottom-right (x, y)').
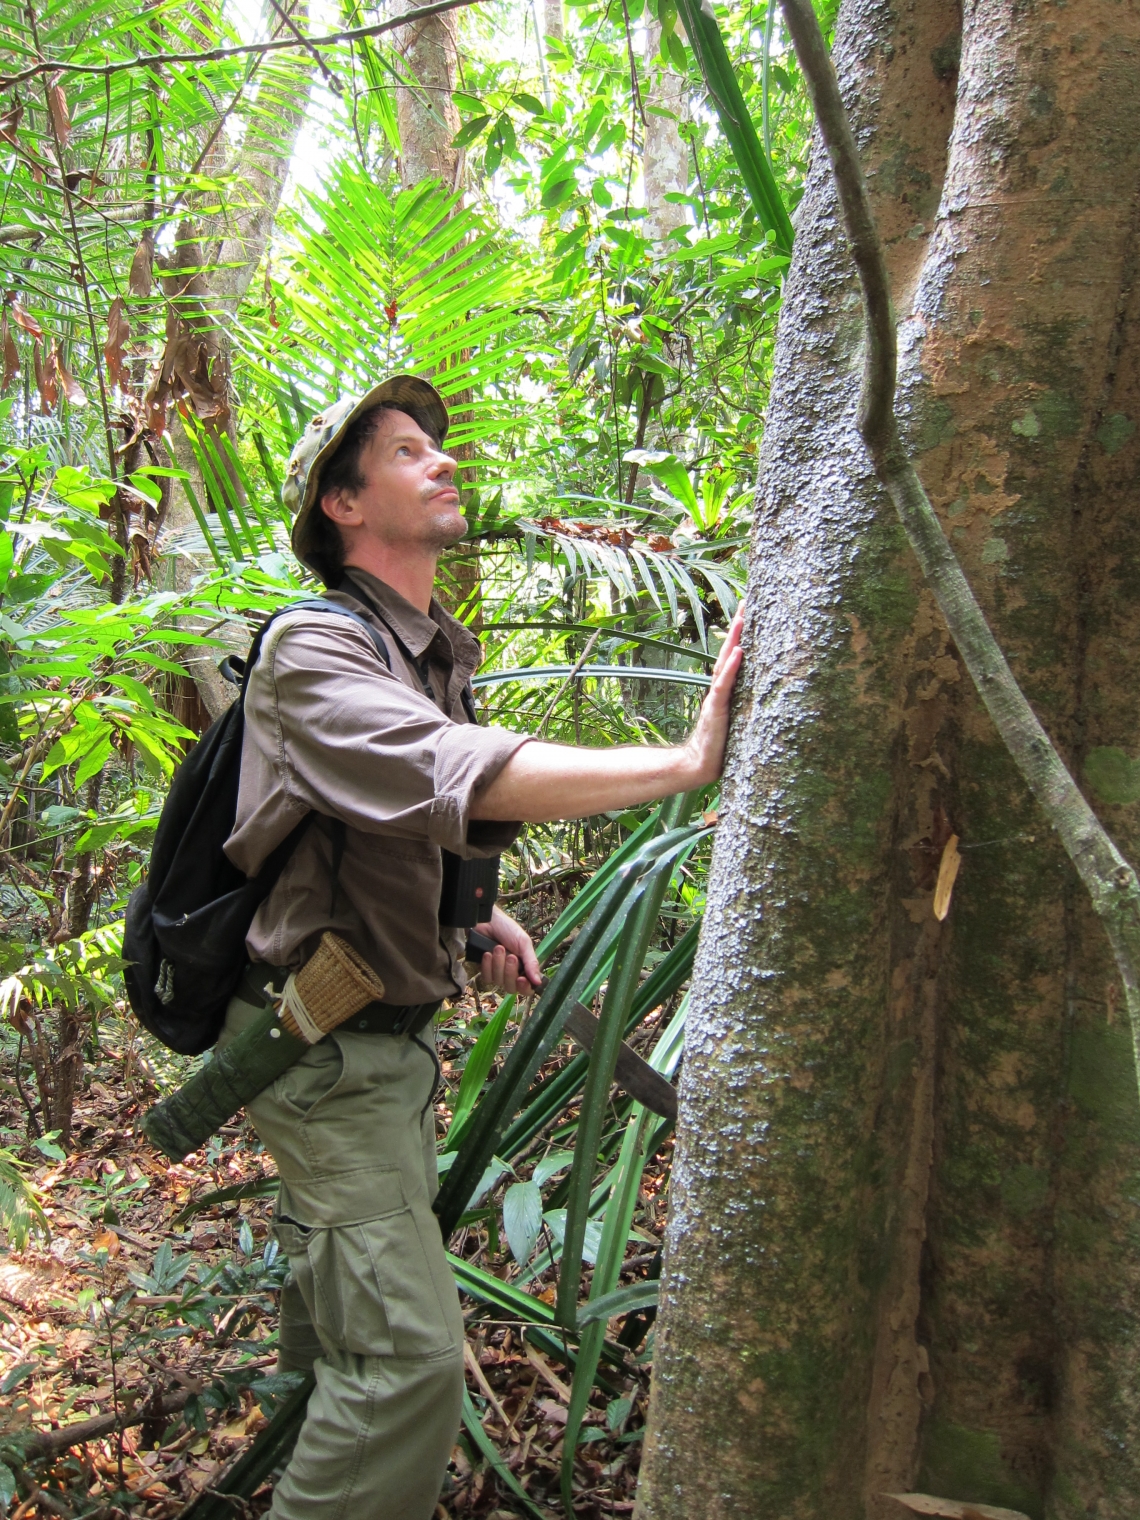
top-left (224, 568), bottom-right (527, 1003)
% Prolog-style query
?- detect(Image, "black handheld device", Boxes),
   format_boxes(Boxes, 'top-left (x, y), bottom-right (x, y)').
top-left (439, 850), bottom-right (500, 928)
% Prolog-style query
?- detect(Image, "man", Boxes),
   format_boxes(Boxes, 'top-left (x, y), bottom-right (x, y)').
top-left (220, 374), bottom-right (743, 1519)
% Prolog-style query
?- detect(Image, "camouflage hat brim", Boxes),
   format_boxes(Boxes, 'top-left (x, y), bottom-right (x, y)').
top-left (284, 374), bottom-right (449, 572)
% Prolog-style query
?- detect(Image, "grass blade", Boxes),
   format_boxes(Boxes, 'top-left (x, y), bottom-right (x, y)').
top-left (434, 826), bottom-right (704, 1237)
top-left (554, 796), bottom-right (699, 1329)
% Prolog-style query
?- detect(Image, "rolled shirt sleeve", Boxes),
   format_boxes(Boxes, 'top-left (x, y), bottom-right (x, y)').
top-left (226, 614), bottom-right (528, 875)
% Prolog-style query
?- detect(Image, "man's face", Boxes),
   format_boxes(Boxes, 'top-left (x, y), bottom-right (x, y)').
top-left (319, 408), bottom-right (465, 553)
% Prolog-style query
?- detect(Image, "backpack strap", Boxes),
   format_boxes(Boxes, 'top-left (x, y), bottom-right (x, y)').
top-left (238, 598), bottom-right (392, 705)
top-left (238, 600), bottom-right (393, 917)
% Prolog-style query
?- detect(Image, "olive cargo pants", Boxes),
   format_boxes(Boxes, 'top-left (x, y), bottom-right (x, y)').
top-left (220, 992), bottom-right (464, 1520)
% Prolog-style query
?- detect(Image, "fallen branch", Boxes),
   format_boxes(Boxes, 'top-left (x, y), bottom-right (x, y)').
top-left (778, 0), bottom-right (1140, 1090)
top-left (0, 0), bottom-right (482, 89)
top-left (2, 1389), bottom-right (190, 1464)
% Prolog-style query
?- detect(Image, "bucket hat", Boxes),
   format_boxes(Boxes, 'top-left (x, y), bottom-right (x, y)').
top-left (283, 374), bottom-right (449, 572)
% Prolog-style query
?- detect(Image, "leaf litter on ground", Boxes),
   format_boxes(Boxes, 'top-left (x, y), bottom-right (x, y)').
top-left (0, 984), bottom-right (674, 1517)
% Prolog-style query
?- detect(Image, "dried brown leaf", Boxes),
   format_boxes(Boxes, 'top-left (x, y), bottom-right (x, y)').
top-left (9, 298), bottom-right (43, 340)
top-left (884, 1495), bottom-right (1030, 1520)
top-left (104, 297), bottom-right (130, 390)
top-left (33, 340), bottom-right (57, 414)
top-left (46, 73), bottom-right (71, 146)
top-left (128, 234), bottom-right (154, 298)
top-left (932, 833), bottom-right (961, 921)
top-left (1, 313), bottom-right (18, 394)
top-left (54, 345), bottom-right (87, 407)
top-left (0, 101), bottom-right (23, 147)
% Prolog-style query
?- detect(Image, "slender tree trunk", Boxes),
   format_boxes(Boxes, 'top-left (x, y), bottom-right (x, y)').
top-left (637, 2), bottom-right (1140, 1517)
top-left (543, 0), bottom-right (563, 46)
top-left (643, 21), bottom-right (688, 248)
top-left (388, 1), bottom-right (481, 623)
top-left (392, 0), bottom-right (461, 191)
top-left (156, 13), bottom-right (314, 715)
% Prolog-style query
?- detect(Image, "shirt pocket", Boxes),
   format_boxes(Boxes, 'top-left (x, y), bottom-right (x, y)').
top-left (276, 1182), bottom-right (460, 1361)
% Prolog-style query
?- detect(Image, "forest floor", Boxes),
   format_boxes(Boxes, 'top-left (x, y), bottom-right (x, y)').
top-left (0, 987), bottom-right (665, 1519)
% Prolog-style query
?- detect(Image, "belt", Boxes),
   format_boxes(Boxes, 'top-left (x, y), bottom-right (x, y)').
top-left (240, 967), bottom-right (441, 1037)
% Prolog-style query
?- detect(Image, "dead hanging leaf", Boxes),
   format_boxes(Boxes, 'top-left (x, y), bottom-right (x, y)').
top-left (33, 339), bottom-right (58, 413)
top-left (54, 344), bottom-right (87, 407)
top-left (932, 833), bottom-right (961, 921)
top-left (128, 233), bottom-right (154, 298)
top-left (883, 1494), bottom-right (1031, 1520)
top-left (1, 313), bottom-right (18, 394)
top-left (104, 296), bottom-right (130, 390)
top-left (46, 73), bottom-right (71, 146)
top-left (0, 101), bottom-right (23, 147)
top-left (8, 298), bottom-right (43, 340)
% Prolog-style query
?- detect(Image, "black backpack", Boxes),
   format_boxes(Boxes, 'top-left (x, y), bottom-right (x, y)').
top-left (123, 600), bottom-right (390, 1054)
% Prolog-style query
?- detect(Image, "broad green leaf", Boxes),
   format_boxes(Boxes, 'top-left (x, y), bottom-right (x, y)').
top-left (503, 1179), bottom-right (543, 1264)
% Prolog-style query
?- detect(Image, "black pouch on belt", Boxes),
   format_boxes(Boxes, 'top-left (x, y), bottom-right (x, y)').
top-left (438, 851), bottom-right (499, 927)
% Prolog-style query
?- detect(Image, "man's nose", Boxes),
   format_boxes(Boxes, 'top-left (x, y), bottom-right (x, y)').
top-left (429, 450), bottom-right (457, 478)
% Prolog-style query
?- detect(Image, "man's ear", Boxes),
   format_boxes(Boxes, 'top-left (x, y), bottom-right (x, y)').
top-left (320, 489), bottom-right (361, 527)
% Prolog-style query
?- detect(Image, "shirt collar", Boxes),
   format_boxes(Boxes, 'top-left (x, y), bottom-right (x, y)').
top-left (341, 568), bottom-right (482, 674)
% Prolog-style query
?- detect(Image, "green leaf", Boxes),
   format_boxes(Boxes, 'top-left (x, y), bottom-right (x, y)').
top-left (33, 1132), bottom-right (66, 1161)
top-left (1, 1360), bottom-right (37, 1395)
top-left (503, 1179), bottom-right (544, 1264)
top-left (674, 0), bottom-right (794, 253)
top-left (541, 173), bottom-right (578, 209)
top-left (444, 993), bottom-right (516, 1148)
top-left (578, 1281), bottom-right (659, 1325)
top-left (452, 112), bottom-right (492, 148)
top-left (532, 1150), bottom-right (575, 1187)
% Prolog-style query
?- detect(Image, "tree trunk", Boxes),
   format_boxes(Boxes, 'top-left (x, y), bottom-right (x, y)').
top-left (643, 21), bottom-right (688, 248)
top-left (392, 0), bottom-right (461, 191)
top-left (637, 2), bottom-right (1140, 1517)
top-left (156, 19), bottom-right (314, 715)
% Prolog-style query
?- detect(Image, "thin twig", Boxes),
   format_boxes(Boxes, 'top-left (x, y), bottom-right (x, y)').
top-left (778, 0), bottom-right (1140, 1090)
top-left (265, 0), bottom-right (343, 93)
top-left (535, 628), bottom-right (601, 736)
top-left (0, 0), bottom-right (483, 89)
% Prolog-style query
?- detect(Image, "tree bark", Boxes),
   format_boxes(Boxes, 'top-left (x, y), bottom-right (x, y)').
top-left (391, 0), bottom-right (461, 191)
top-left (637, 2), bottom-right (1140, 1517)
top-left (157, 12), bottom-right (315, 715)
top-left (642, 21), bottom-right (688, 248)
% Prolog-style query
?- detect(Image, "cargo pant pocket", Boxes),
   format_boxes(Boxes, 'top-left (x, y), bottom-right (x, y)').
top-left (271, 1035), bottom-right (344, 1118)
top-left (275, 1191), bottom-right (460, 1362)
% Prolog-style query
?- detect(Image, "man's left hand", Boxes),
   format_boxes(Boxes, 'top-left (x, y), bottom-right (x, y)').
top-left (473, 904), bottom-right (542, 996)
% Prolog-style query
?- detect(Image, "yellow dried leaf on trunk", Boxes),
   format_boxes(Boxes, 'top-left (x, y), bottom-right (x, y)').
top-left (1, 313), bottom-right (18, 394)
top-left (9, 298), bottom-right (43, 339)
top-left (104, 297), bottom-right (130, 390)
top-left (128, 234), bottom-right (154, 297)
top-left (54, 345), bottom-right (87, 407)
top-left (884, 1494), bottom-right (1030, 1520)
top-left (46, 73), bottom-right (71, 146)
top-left (932, 833), bottom-right (961, 921)
top-left (33, 339), bottom-right (57, 413)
